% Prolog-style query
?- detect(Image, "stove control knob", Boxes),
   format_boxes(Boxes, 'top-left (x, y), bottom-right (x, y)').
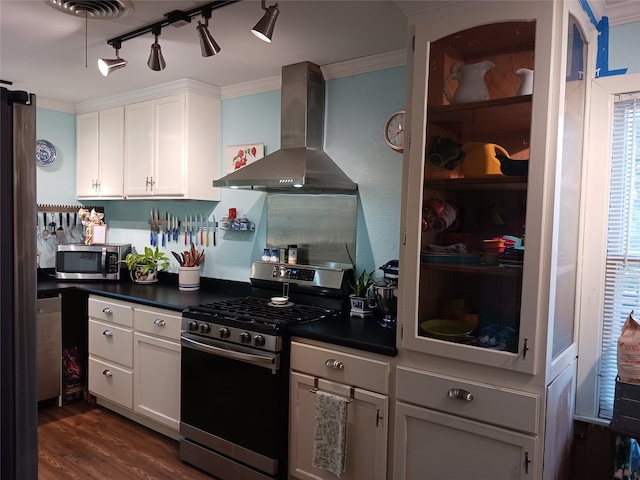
top-left (219, 327), bottom-right (230, 339)
top-left (188, 321), bottom-right (199, 332)
top-left (199, 323), bottom-right (211, 334)
top-left (240, 332), bottom-right (251, 343)
top-left (254, 335), bottom-right (266, 347)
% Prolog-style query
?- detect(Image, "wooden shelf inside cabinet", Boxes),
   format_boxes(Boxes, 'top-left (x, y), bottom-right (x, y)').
top-left (424, 176), bottom-right (527, 191)
top-left (420, 261), bottom-right (523, 275)
top-left (427, 95), bottom-right (532, 136)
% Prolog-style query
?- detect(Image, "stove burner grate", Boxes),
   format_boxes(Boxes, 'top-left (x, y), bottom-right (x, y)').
top-left (186, 297), bottom-right (337, 327)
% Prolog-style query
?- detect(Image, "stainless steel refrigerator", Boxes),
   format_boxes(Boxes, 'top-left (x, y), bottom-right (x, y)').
top-left (0, 86), bottom-right (38, 480)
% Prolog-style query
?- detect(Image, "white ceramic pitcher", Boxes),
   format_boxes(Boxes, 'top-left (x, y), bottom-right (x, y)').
top-left (444, 60), bottom-right (495, 104)
top-left (515, 68), bottom-right (534, 96)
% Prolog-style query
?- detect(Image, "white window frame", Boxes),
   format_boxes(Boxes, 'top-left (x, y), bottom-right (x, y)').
top-left (576, 72), bottom-right (640, 423)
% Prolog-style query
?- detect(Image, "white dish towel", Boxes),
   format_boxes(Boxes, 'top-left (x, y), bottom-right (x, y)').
top-left (312, 390), bottom-right (348, 477)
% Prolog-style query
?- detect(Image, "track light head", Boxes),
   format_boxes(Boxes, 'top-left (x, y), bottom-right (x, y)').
top-left (197, 20), bottom-right (221, 57)
top-left (97, 41), bottom-right (127, 77)
top-left (147, 30), bottom-right (166, 71)
top-left (251, 2), bottom-right (279, 43)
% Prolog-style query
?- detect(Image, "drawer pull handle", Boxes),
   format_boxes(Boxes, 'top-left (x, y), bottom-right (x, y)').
top-left (102, 369), bottom-right (113, 377)
top-left (154, 319), bottom-right (166, 326)
top-left (102, 308), bottom-right (113, 314)
top-left (325, 359), bottom-right (344, 370)
top-left (448, 388), bottom-right (473, 402)
top-left (103, 330), bottom-right (113, 337)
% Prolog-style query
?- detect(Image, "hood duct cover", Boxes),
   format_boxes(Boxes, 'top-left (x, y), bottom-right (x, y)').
top-left (213, 62), bottom-right (357, 192)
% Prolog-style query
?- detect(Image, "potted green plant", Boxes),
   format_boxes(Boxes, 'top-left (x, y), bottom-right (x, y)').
top-left (346, 244), bottom-right (374, 316)
top-left (121, 246), bottom-right (170, 283)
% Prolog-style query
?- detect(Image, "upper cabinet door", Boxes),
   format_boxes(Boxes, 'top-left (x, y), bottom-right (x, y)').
top-left (152, 93), bottom-right (186, 197)
top-left (398, 1), bottom-right (586, 376)
top-left (124, 100), bottom-right (154, 197)
top-left (97, 106), bottom-right (125, 198)
top-left (76, 111), bottom-right (99, 197)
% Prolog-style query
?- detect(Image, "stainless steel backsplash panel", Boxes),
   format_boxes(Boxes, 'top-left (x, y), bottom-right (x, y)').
top-left (266, 194), bottom-right (357, 266)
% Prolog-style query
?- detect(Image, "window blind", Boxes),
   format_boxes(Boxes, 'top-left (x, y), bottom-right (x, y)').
top-left (599, 92), bottom-right (640, 419)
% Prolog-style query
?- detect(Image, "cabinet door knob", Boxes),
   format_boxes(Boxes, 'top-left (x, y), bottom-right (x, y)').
top-left (153, 318), bottom-right (166, 326)
top-left (102, 369), bottom-right (113, 377)
top-left (102, 308), bottom-right (113, 314)
top-left (325, 359), bottom-right (344, 370)
top-left (103, 330), bottom-right (113, 337)
top-left (447, 388), bottom-right (473, 401)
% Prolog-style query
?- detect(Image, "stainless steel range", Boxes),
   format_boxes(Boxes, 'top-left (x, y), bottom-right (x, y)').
top-left (179, 262), bottom-right (351, 480)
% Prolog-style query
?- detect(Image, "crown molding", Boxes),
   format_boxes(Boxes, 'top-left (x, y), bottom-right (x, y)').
top-left (588, 0), bottom-right (640, 26)
top-left (220, 75), bottom-right (281, 99)
top-left (321, 49), bottom-right (407, 80)
top-left (75, 78), bottom-right (221, 114)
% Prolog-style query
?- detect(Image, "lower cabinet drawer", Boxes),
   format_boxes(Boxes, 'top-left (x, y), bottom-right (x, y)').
top-left (396, 366), bottom-right (539, 434)
top-left (291, 341), bottom-right (390, 394)
top-left (88, 357), bottom-right (133, 410)
top-left (89, 319), bottom-right (133, 368)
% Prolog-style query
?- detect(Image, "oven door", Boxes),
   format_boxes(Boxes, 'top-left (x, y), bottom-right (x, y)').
top-left (180, 333), bottom-right (288, 478)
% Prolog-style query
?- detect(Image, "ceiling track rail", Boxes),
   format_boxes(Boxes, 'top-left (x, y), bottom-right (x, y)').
top-left (106, 0), bottom-right (241, 48)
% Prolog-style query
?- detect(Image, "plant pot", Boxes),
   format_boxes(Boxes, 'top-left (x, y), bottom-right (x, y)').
top-left (349, 294), bottom-right (373, 317)
top-left (132, 264), bottom-right (157, 283)
top-left (179, 266), bottom-right (200, 291)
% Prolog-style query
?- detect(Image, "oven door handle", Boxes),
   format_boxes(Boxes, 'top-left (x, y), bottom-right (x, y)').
top-left (181, 335), bottom-right (278, 368)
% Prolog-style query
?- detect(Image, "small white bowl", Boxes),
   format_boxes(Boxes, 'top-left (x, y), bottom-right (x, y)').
top-left (271, 296), bottom-right (289, 305)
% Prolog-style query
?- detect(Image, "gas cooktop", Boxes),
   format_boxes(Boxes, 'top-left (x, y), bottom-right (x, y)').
top-left (184, 297), bottom-right (339, 328)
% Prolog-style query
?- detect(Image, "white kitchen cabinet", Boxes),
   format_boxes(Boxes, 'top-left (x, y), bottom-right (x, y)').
top-left (394, 401), bottom-right (537, 479)
top-left (124, 91), bottom-right (221, 200)
top-left (133, 306), bottom-right (181, 432)
top-left (87, 295), bottom-right (181, 439)
top-left (88, 296), bottom-right (133, 409)
top-left (396, 1), bottom-right (592, 478)
top-left (289, 341), bottom-right (389, 480)
top-left (76, 106), bottom-right (124, 199)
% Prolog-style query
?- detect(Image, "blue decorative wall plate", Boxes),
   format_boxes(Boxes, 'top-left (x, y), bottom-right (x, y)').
top-left (35, 139), bottom-right (57, 166)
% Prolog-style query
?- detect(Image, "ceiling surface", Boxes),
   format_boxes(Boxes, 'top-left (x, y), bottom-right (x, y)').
top-left (0, 0), bottom-right (409, 106)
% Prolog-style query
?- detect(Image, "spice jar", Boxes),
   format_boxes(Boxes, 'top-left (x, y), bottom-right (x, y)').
top-left (287, 244), bottom-right (298, 265)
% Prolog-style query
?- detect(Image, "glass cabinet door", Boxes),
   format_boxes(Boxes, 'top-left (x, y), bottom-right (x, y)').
top-left (400, 16), bottom-right (542, 373)
top-left (418, 21), bottom-right (534, 353)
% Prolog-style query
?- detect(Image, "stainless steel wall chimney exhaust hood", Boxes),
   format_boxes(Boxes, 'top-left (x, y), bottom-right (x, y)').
top-left (212, 62), bottom-right (358, 192)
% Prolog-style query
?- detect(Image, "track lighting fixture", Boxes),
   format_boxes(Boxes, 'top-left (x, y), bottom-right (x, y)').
top-left (251, 0), bottom-right (279, 43)
top-left (97, 40), bottom-right (127, 77)
top-left (197, 8), bottom-right (221, 57)
top-left (99, 0), bottom-right (286, 76)
top-left (147, 26), bottom-right (166, 71)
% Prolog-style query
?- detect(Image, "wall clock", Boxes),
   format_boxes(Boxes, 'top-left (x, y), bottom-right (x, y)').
top-left (384, 109), bottom-right (405, 153)
top-left (35, 139), bottom-right (57, 167)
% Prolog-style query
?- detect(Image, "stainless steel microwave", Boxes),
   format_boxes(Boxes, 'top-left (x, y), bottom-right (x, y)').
top-left (55, 244), bottom-right (131, 280)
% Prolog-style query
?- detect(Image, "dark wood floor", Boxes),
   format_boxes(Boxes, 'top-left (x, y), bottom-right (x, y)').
top-left (38, 401), bottom-right (213, 479)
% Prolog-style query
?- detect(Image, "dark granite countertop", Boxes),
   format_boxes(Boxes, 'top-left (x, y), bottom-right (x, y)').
top-left (38, 269), bottom-right (397, 356)
top-left (289, 314), bottom-right (398, 357)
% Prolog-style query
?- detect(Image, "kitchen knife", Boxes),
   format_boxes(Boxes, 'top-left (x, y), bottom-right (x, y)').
top-left (212, 215), bottom-right (216, 246)
top-left (189, 215), bottom-right (193, 245)
top-left (205, 218), bottom-right (209, 247)
top-left (194, 214), bottom-right (198, 246)
top-left (200, 215), bottom-right (204, 246)
top-left (184, 216), bottom-right (188, 245)
top-left (150, 210), bottom-right (155, 246)
top-left (161, 212), bottom-right (166, 247)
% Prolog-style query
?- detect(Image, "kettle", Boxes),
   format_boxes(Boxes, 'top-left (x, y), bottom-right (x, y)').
top-left (461, 142), bottom-right (509, 179)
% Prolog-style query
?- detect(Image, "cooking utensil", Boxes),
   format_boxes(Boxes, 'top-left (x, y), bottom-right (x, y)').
top-left (184, 216), bottom-right (188, 245)
top-left (41, 212), bottom-right (50, 239)
top-left (161, 212), bottom-right (166, 247)
top-left (200, 215), bottom-right (204, 246)
top-left (189, 215), bottom-right (193, 245)
top-left (56, 213), bottom-right (65, 242)
top-left (71, 213), bottom-right (81, 241)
